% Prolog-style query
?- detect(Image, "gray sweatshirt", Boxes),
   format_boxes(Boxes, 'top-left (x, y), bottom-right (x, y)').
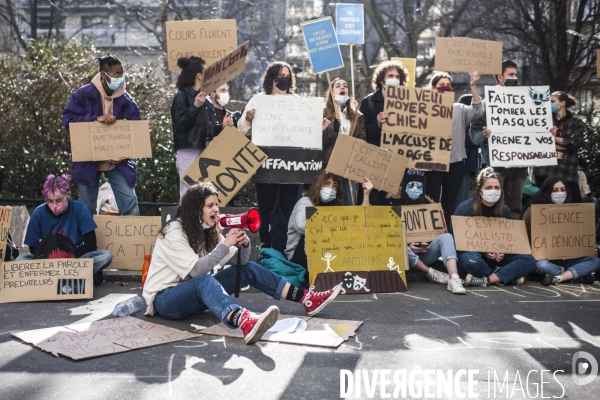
top-left (284, 197), bottom-right (314, 259)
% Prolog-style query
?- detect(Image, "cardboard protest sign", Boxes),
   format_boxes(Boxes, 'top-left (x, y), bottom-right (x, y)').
top-left (301, 17), bottom-right (344, 74)
top-left (484, 86), bottom-right (553, 133)
top-left (382, 85), bottom-right (454, 137)
top-left (531, 204), bottom-right (596, 260)
top-left (9, 205), bottom-right (29, 248)
top-left (202, 314), bottom-right (362, 348)
top-left (69, 120), bottom-right (152, 162)
top-left (335, 3), bottom-right (364, 45)
top-left (0, 258), bottom-right (93, 303)
top-left (381, 132), bottom-right (452, 172)
top-left (201, 41), bottom-right (249, 94)
top-left (165, 19), bottom-right (237, 71)
top-left (13, 316), bottom-right (199, 360)
top-left (0, 206), bottom-right (12, 260)
top-left (252, 95), bottom-right (323, 149)
top-left (306, 206), bottom-right (408, 292)
top-left (181, 127), bottom-right (267, 205)
top-left (252, 147), bottom-right (322, 184)
top-left (94, 216), bottom-right (161, 270)
top-left (326, 135), bottom-right (408, 192)
top-left (392, 57), bottom-right (417, 87)
top-left (489, 133), bottom-right (559, 167)
top-left (435, 37), bottom-right (502, 75)
top-left (401, 203), bottom-right (447, 243)
top-left (451, 216), bottom-right (531, 254)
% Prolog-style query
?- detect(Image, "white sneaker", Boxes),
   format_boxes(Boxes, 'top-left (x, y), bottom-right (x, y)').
top-left (447, 275), bottom-right (466, 294)
top-left (427, 268), bottom-right (449, 284)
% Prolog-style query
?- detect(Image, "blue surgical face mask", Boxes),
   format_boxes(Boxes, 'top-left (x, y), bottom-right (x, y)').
top-left (106, 76), bottom-right (124, 91)
top-left (551, 103), bottom-right (560, 114)
top-left (319, 187), bottom-right (337, 203)
top-left (405, 186), bottom-right (423, 200)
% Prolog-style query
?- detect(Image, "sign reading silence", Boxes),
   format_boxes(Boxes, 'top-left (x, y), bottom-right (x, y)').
top-left (301, 17), bottom-right (344, 74)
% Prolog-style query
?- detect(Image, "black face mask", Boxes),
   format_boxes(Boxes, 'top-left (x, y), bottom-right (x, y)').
top-left (275, 77), bottom-right (291, 92)
top-left (504, 78), bottom-right (519, 86)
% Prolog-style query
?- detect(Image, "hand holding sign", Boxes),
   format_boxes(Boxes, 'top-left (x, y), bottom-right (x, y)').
top-left (194, 92), bottom-right (207, 108)
top-left (469, 70), bottom-right (480, 86)
top-left (97, 114), bottom-right (116, 124)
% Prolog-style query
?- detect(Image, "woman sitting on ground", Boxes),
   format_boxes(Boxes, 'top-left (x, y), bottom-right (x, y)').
top-left (454, 167), bottom-right (537, 287)
top-left (522, 175), bottom-right (600, 286)
top-left (142, 182), bottom-right (341, 345)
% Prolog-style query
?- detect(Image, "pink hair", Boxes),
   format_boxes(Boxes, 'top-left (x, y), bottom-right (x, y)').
top-left (42, 174), bottom-right (71, 201)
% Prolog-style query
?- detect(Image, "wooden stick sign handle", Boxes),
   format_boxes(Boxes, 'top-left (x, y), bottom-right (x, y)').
top-left (326, 72), bottom-right (339, 120)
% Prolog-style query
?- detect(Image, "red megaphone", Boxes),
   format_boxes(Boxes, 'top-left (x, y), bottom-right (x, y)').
top-left (219, 208), bottom-right (261, 233)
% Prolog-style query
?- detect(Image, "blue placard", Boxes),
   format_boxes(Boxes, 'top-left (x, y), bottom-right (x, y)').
top-left (301, 17), bottom-right (344, 74)
top-left (335, 4), bottom-right (365, 45)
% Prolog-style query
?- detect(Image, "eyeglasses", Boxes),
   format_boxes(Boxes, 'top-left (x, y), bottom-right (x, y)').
top-left (406, 170), bottom-right (425, 177)
top-left (407, 182), bottom-right (424, 189)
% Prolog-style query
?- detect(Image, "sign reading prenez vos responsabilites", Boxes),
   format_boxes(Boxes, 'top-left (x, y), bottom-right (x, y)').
top-left (301, 17), bottom-right (344, 74)
top-left (335, 4), bottom-right (364, 45)
top-left (485, 86), bottom-right (558, 167)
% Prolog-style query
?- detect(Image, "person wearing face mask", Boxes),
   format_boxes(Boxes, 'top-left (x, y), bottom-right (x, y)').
top-left (63, 55), bottom-right (141, 217)
top-left (171, 56), bottom-right (224, 203)
top-left (284, 171), bottom-right (373, 275)
top-left (470, 60), bottom-right (528, 219)
top-left (358, 60), bottom-right (409, 206)
top-left (454, 167), bottom-right (537, 287)
top-left (238, 62), bottom-right (330, 251)
top-left (379, 170), bottom-right (466, 294)
top-left (532, 92), bottom-right (584, 203)
top-left (521, 176), bottom-right (600, 286)
top-left (143, 182), bottom-right (342, 345)
top-left (425, 71), bottom-right (483, 225)
top-left (209, 84), bottom-right (238, 130)
top-left (322, 78), bottom-right (367, 205)
top-left (18, 174), bottom-right (113, 286)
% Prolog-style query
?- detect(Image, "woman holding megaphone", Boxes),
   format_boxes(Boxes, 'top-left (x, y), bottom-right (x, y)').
top-left (142, 182), bottom-right (341, 345)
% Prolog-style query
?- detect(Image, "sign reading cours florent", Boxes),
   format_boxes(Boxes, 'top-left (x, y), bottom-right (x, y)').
top-left (451, 216), bottom-right (531, 254)
top-left (165, 20), bottom-right (237, 71)
top-left (69, 121), bottom-right (152, 162)
top-left (531, 204), bottom-right (596, 260)
top-left (435, 37), bottom-right (502, 75)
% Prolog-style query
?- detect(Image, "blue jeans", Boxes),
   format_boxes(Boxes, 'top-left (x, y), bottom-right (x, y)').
top-left (17, 250), bottom-right (113, 275)
top-left (536, 257), bottom-right (600, 279)
top-left (457, 252), bottom-right (537, 283)
top-left (153, 261), bottom-right (287, 328)
top-left (407, 233), bottom-right (457, 268)
top-left (78, 168), bottom-right (139, 216)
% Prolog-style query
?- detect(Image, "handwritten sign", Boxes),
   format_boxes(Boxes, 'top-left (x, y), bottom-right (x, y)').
top-left (94, 216), bottom-right (161, 270)
top-left (201, 41), bottom-right (249, 94)
top-left (252, 95), bottom-right (323, 149)
top-left (401, 204), bottom-right (447, 243)
top-left (489, 133), bottom-right (558, 167)
top-left (165, 20), bottom-right (237, 71)
top-left (306, 206), bottom-right (407, 289)
top-left (181, 127), bottom-right (267, 205)
top-left (381, 132), bottom-right (452, 172)
top-left (69, 120), bottom-right (152, 162)
top-left (13, 316), bottom-right (199, 360)
top-left (382, 86), bottom-right (454, 137)
top-left (0, 258), bottom-right (93, 303)
top-left (531, 204), bottom-right (596, 260)
top-left (0, 206), bottom-right (12, 261)
top-left (9, 205), bottom-right (30, 248)
top-left (326, 135), bottom-right (408, 192)
top-left (252, 147), bottom-right (322, 184)
top-left (335, 4), bottom-right (364, 45)
top-left (484, 86), bottom-right (553, 133)
top-left (392, 58), bottom-right (416, 87)
top-left (301, 17), bottom-right (344, 74)
top-left (451, 216), bottom-right (531, 254)
top-left (435, 37), bottom-right (502, 75)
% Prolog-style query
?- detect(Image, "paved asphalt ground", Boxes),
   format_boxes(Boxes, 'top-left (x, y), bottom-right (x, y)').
top-left (1, 275), bottom-right (600, 400)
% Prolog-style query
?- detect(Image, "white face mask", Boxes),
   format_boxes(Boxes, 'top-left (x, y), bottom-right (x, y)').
top-left (481, 189), bottom-right (501, 204)
top-left (216, 92), bottom-right (229, 107)
top-left (335, 94), bottom-right (349, 104)
top-left (385, 79), bottom-right (400, 86)
top-left (551, 192), bottom-right (567, 204)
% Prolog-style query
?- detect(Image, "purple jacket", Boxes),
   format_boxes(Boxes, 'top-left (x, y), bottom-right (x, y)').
top-left (62, 83), bottom-right (141, 187)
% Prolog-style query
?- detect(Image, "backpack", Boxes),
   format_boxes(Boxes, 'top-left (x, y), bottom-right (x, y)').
top-left (33, 231), bottom-right (76, 259)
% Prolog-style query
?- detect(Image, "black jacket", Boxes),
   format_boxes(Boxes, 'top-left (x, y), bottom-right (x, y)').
top-left (359, 90), bottom-right (384, 146)
top-left (171, 87), bottom-right (222, 150)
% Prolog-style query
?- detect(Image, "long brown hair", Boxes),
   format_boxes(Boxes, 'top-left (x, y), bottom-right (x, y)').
top-left (306, 171), bottom-right (344, 206)
top-left (261, 61), bottom-right (297, 94)
top-left (473, 167), bottom-right (505, 217)
top-left (159, 182), bottom-right (221, 253)
top-left (324, 78), bottom-right (358, 121)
